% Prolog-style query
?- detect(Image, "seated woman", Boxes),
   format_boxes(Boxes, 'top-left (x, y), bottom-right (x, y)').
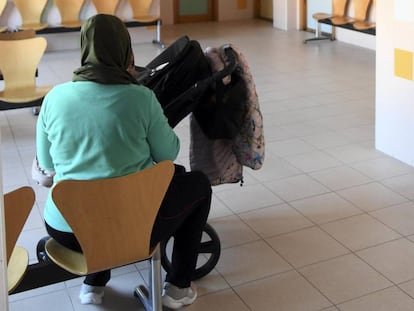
top-left (35, 14), bottom-right (211, 310)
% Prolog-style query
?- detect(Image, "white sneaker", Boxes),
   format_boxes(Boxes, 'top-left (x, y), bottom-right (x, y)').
top-left (79, 284), bottom-right (105, 305)
top-left (162, 282), bottom-right (197, 309)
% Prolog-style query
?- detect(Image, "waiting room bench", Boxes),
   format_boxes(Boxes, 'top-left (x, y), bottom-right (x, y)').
top-left (304, 0), bottom-right (376, 43)
top-left (0, 0), bottom-right (164, 47)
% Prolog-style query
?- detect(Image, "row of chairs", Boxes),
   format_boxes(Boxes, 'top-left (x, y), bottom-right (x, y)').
top-left (304, 0), bottom-right (376, 43)
top-left (0, 0), bottom-right (159, 31)
top-left (5, 160), bottom-right (175, 311)
top-left (0, 0), bottom-right (163, 111)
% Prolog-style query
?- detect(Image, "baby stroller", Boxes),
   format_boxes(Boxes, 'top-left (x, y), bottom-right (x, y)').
top-left (135, 35), bottom-right (245, 280)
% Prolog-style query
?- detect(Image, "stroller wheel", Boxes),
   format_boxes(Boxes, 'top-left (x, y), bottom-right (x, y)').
top-left (36, 236), bottom-right (51, 262)
top-left (160, 223), bottom-right (221, 280)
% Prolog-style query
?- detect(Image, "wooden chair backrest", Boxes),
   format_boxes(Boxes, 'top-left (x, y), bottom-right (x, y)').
top-left (0, 36), bottom-right (47, 90)
top-left (4, 186), bottom-right (35, 263)
top-left (92, 0), bottom-right (120, 15)
top-left (332, 0), bottom-right (349, 17)
top-left (128, 0), bottom-right (155, 18)
top-left (51, 161), bottom-right (174, 273)
top-left (0, 0), bottom-right (6, 15)
top-left (13, 0), bottom-right (48, 26)
top-left (353, 0), bottom-right (372, 21)
top-left (53, 0), bottom-right (84, 25)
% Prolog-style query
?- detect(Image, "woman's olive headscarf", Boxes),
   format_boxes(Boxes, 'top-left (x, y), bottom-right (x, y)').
top-left (73, 14), bottom-right (138, 85)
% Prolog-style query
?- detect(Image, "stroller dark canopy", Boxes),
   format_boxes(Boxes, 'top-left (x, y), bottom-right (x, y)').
top-left (134, 35), bottom-right (241, 133)
top-left (135, 36), bottom-right (211, 127)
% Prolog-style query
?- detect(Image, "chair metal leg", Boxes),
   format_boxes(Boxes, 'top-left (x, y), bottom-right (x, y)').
top-left (304, 22), bottom-right (334, 43)
top-left (150, 248), bottom-right (163, 310)
top-left (135, 247), bottom-right (163, 311)
top-left (152, 19), bottom-right (165, 49)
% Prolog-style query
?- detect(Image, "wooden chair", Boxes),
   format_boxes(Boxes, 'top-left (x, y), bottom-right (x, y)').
top-left (304, 0), bottom-right (352, 43)
top-left (0, 30), bottom-right (36, 81)
top-left (91, 0), bottom-right (120, 15)
top-left (53, 0), bottom-right (85, 28)
top-left (45, 161), bottom-right (175, 311)
top-left (352, 0), bottom-right (376, 30)
top-left (13, 0), bottom-right (49, 31)
top-left (4, 186), bottom-right (36, 293)
top-left (127, 0), bottom-right (163, 47)
top-left (0, 34), bottom-right (52, 109)
top-left (0, 0), bottom-right (7, 32)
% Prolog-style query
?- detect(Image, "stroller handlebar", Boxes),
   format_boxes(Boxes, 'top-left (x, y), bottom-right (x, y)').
top-left (211, 45), bottom-right (238, 81)
top-left (193, 45), bottom-right (238, 92)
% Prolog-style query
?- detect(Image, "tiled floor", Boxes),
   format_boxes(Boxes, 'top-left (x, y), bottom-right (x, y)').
top-left (4, 19), bottom-right (414, 311)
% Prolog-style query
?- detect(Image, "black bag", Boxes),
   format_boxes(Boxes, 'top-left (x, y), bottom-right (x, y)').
top-left (193, 65), bottom-right (248, 139)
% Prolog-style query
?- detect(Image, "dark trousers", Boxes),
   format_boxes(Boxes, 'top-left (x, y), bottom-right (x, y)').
top-left (45, 165), bottom-right (212, 288)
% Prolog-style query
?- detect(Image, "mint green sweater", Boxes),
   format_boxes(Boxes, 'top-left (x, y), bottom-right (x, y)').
top-left (36, 81), bottom-right (180, 232)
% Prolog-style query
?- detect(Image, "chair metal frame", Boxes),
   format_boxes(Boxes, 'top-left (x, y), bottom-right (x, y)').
top-left (304, 0), bottom-right (352, 43)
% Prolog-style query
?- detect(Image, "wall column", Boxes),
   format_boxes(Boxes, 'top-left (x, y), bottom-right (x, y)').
top-left (273, 0), bottom-right (298, 30)
top-left (376, 0), bottom-right (414, 165)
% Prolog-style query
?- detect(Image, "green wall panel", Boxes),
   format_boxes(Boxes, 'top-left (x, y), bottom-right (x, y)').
top-left (179, 0), bottom-right (208, 16)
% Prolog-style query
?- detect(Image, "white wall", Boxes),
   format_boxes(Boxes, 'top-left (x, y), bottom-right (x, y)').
top-left (273, 0), bottom-right (300, 30)
top-left (273, 0), bottom-right (287, 29)
top-left (376, 0), bottom-right (414, 166)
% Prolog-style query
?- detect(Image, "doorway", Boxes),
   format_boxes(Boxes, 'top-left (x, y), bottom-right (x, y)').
top-left (173, 0), bottom-right (217, 23)
top-left (255, 0), bottom-right (273, 21)
top-left (300, 0), bottom-right (307, 29)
